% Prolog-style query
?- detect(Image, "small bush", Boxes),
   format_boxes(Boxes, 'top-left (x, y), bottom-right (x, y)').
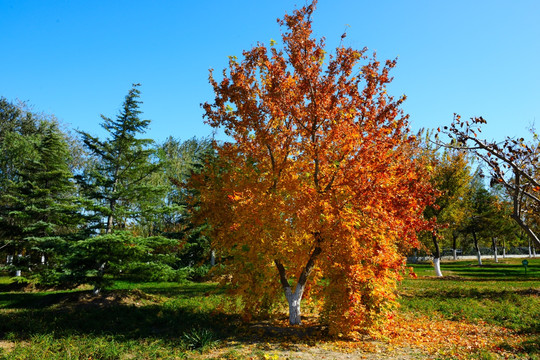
top-left (182, 327), bottom-right (218, 351)
top-left (184, 265), bottom-right (211, 282)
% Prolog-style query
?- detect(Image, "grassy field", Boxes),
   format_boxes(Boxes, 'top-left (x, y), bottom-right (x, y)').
top-left (0, 258), bottom-right (538, 359)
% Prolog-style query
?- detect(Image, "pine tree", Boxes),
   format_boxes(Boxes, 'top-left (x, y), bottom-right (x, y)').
top-left (76, 84), bottom-right (163, 233)
top-left (0, 106), bottom-right (83, 280)
top-left (0, 100), bottom-right (42, 274)
top-left (74, 84), bottom-right (176, 293)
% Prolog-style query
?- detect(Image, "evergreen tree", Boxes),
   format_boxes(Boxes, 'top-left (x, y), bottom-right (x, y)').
top-left (76, 84), bottom-right (162, 234)
top-left (0, 101), bottom-right (83, 279)
top-left (74, 84), bottom-right (176, 293)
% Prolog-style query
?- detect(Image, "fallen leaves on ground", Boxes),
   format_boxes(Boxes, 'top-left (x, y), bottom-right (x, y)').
top-left (383, 312), bottom-right (529, 359)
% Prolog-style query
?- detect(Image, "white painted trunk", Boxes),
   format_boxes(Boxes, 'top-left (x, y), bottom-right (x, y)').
top-left (533, 247), bottom-right (537, 257)
top-left (6, 255), bottom-right (13, 264)
top-left (476, 250), bottom-right (483, 266)
top-left (452, 249), bottom-right (458, 260)
top-left (493, 247), bottom-right (498, 263)
top-left (433, 258), bottom-right (443, 277)
top-left (210, 250), bottom-right (216, 266)
top-left (412, 249), bottom-right (418, 264)
top-left (284, 286), bottom-right (303, 325)
top-left (503, 247), bottom-right (506, 258)
top-left (41, 255), bottom-right (46, 264)
top-left (529, 246), bottom-right (532, 258)
top-left (15, 270), bottom-right (21, 277)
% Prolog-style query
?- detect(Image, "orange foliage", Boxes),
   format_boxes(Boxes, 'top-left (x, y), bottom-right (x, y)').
top-left (385, 313), bottom-right (528, 359)
top-left (196, 1), bottom-right (434, 335)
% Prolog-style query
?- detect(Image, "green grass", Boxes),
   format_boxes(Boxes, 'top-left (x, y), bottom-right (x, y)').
top-left (0, 279), bottom-right (233, 359)
top-left (400, 257), bottom-right (540, 358)
top-left (0, 258), bottom-right (538, 359)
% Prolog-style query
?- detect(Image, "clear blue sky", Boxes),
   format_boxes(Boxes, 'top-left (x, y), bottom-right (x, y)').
top-left (1, 0), bottom-right (539, 143)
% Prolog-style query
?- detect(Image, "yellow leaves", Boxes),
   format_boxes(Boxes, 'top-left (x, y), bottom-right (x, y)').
top-left (227, 192), bottom-right (242, 201)
top-left (198, 0), bottom-right (437, 337)
top-left (385, 313), bottom-right (527, 359)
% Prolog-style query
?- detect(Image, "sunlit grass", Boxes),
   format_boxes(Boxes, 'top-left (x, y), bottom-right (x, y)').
top-left (0, 258), bottom-right (538, 359)
top-left (399, 257), bottom-right (540, 358)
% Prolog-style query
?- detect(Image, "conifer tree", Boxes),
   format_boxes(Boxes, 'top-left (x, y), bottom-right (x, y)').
top-left (74, 84), bottom-right (176, 293)
top-left (0, 101), bottom-right (83, 279)
top-left (76, 84), bottom-right (162, 234)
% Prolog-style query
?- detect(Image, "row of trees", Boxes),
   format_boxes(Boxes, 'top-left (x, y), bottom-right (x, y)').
top-left (0, 87), bottom-right (213, 293)
top-left (420, 146), bottom-right (532, 277)
top-left (1, 0), bottom-right (538, 336)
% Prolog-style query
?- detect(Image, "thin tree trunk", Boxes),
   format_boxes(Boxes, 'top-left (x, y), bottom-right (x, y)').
top-left (432, 233), bottom-right (443, 277)
top-left (492, 237), bottom-right (498, 263)
top-left (452, 232), bottom-right (458, 260)
top-left (502, 239), bottom-right (506, 259)
top-left (411, 249), bottom-right (418, 264)
top-left (97, 189), bottom-right (117, 295)
top-left (105, 200), bottom-right (115, 235)
top-left (518, 217), bottom-right (540, 249)
top-left (472, 231), bottom-right (482, 266)
top-left (210, 249), bottom-right (216, 266)
top-left (92, 262), bottom-right (106, 296)
top-left (529, 237), bottom-right (533, 258)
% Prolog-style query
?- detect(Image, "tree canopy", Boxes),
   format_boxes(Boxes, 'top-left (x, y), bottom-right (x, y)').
top-left (197, 1), bottom-right (434, 335)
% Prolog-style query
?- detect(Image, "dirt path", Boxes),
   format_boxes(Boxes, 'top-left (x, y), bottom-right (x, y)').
top-left (204, 341), bottom-right (427, 359)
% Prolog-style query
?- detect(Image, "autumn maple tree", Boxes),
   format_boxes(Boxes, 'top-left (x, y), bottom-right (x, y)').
top-left (198, 1), bottom-right (434, 335)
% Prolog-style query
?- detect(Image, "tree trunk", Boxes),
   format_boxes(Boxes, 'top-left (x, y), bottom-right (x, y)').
top-left (502, 239), bottom-right (506, 259)
top-left (432, 233), bottom-right (443, 277)
top-left (274, 240), bottom-right (322, 325)
top-left (93, 262), bottom-right (106, 295)
top-left (15, 270), bottom-right (21, 277)
top-left (210, 249), bottom-right (216, 266)
top-left (529, 237), bottom-right (533, 258)
top-left (472, 231), bottom-right (482, 266)
top-left (433, 258), bottom-right (443, 277)
top-left (492, 237), bottom-right (498, 263)
top-left (284, 286), bottom-right (304, 325)
top-left (106, 200), bottom-right (115, 235)
top-left (511, 212), bottom-right (540, 249)
top-left (452, 232), bottom-right (458, 260)
top-left (411, 249), bottom-right (418, 264)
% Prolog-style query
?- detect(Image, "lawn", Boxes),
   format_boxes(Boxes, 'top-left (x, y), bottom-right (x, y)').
top-left (0, 258), bottom-right (538, 359)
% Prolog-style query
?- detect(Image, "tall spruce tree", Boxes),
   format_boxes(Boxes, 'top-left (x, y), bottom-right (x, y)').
top-left (76, 84), bottom-right (162, 233)
top-left (74, 84), bottom-right (176, 293)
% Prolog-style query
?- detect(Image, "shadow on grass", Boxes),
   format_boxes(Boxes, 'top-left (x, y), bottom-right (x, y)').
top-left (404, 287), bottom-right (540, 299)
top-left (0, 287), bottom-right (329, 346)
top-left (412, 260), bottom-right (540, 280)
top-left (0, 290), bottom-right (239, 341)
